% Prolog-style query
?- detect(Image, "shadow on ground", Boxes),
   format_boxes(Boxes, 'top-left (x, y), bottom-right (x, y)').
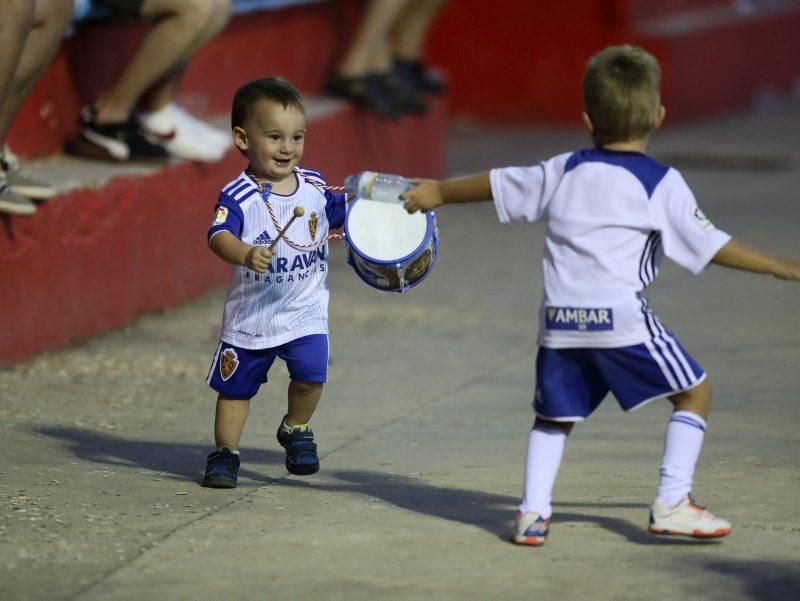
top-left (701, 559), bottom-right (800, 601)
top-left (35, 428), bottom-right (732, 548)
top-left (281, 470), bottom-right (720, 547)
top-left (37, 426), bottom-right (284, 485)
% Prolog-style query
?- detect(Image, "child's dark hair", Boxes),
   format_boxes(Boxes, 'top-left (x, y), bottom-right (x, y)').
top-left (583, 45), bottom-right (661, 146)
top-left (231, 77), bottom-right (305, 129)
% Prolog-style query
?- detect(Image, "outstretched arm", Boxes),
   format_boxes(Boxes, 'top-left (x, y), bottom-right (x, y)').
top-left (711, 239), bottom-right (800, 281)
top-left (401, 172), bottom-right (493, 213)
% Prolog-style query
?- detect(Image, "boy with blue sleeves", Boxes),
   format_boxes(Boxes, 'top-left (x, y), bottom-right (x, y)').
top-left (202, 78), bottom-right (347, 487)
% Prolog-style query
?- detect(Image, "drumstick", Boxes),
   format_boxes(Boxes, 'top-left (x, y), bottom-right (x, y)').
top-left (268, 206), bottom-right (304, 251)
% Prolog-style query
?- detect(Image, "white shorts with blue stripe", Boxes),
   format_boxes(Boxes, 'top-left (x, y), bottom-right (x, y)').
top-left (534, 331), bottom-right (706, 421)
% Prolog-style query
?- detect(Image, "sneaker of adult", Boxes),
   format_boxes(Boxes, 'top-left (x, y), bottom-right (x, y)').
top-left (138, 104), bottom-right (226, 163)
top-left (65, 105), bottom-right (170, 163)
top-left (510, 511), bottom-right (551, 546)
top-left (0, 175), bottom-right (37, 216)
top-left (168, 104), bottom-right (233, 152)
top-left (326, 73), bottom-right (401, 120)
top-left (648, 495), bottom-right (732, 538)
top-left (393, 59), bottom-right (446, 95)
top-left (376, 71), bottom-right (427, 114)
top-left (1, 147), bottom-right (57, 200)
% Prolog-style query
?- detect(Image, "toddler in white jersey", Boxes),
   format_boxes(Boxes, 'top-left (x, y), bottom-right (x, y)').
top-left (202, 77), bottom-right (348, 487)
top-left (400, 45), bottom-right (800, 544)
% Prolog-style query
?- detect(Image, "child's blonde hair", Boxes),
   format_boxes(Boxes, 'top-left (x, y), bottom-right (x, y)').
top-left (583, 45), bottom-right (661, 146)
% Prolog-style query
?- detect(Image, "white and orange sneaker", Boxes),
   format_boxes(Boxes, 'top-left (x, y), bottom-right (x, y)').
top-left (648, 495), bottom-right (732, 539)
top-left (510, 511), bottom-right (551, 546)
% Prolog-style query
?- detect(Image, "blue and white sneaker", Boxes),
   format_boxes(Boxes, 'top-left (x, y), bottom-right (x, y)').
top-left (511, 511), bottom-right (551, 546)
top-left (276, 420), bottom-right (319, 476)
top-left (202, 446), bottom-right (240, 488)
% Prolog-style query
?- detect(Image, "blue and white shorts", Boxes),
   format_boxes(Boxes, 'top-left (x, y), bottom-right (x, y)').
top-left (534, 331), bottom-right (706, 421)
top-left (206, 334), bottom-right (329, 400)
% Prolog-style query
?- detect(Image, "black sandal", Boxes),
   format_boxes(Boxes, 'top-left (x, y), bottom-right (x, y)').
top-left (325, 73), bottom-right (401, 119)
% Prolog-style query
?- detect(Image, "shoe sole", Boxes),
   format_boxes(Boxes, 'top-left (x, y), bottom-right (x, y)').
top-left (510, 534), bottom-right (547, 546)
top-left (648, 525), bottom-right (732, 538)
top-left (202, 476), bottom-right (237, 488)
top-left (285, 460), bottom-right (319, 476)
top-left (8, 185), bottom-right (56, 200)
top-left (65, 135), bottom-right (171, 165)
top-left (0, 200), bottom-right (36, 215)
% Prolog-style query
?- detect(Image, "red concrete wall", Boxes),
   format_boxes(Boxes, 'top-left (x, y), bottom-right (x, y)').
top-left (0, 0), bottom-right (446, 366)
top-left (652, 14), bottom-right (800, 121)
top-left (12, 0), bottom-right (800, 157)
top-left (0, 98), bottom-right (445, 366)
top-left (424, 0), bottom-right (800, 123)
top-left (425, 0), bottom-right (627, 123)
top-left (8, 0), bottom-right (361, 158)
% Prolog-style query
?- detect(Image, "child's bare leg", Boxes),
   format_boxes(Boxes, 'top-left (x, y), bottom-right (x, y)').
top-left (213, 394), bottom-right (250, 449)
top-left (657, 378), bottom-right (712, 506)
top-left (669, 377), bottom-right (711, 420)
top-left (285, 380), bottom-right (323, 426)
top-left (278, 381), bottom-right (323, 476)
top-left (519, 418), bottom-right (574, 518)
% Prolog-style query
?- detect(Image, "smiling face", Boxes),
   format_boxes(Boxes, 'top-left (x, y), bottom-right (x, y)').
top-left (233, 99), bottom-right (306, 188)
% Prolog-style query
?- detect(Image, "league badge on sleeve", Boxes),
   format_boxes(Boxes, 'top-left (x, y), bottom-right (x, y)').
top-left (692, 207), bottom-right (714, 232)
top-left (213, 206), bottom-right (229, 226)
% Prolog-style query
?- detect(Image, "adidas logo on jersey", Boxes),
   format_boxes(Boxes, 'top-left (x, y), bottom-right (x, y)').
top-left (253, 230), bottom-right (273, 246)
top-left (546, 306), bottom-right (613, 331)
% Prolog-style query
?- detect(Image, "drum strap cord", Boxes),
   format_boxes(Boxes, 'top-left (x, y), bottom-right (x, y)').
top-left (258, 168), bottom-right (346, 251)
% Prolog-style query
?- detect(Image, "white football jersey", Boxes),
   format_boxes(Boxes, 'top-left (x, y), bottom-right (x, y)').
top-left (208, 168), bottom-right (346, 349)
top-left (490, 148), bottom-right (731, 348)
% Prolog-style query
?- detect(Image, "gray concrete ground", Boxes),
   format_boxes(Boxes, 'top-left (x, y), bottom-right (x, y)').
top-left (1, 98), bottom-right (799, 601)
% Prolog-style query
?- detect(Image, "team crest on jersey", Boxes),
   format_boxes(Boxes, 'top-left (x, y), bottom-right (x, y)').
top-left (308, 212), bottom-right (318, 241)
top-left (219, 348), bottom-right (239, 381)
top-left (692, 207), bottom-right (714, 232)
top-left (546, 306), bottom-right (614, 331)
top-left (213, 206), bottom-right (228, 226)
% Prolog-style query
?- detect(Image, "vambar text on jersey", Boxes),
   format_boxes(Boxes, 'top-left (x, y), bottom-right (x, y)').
top-left (545, 306), bottom-right (614, 331)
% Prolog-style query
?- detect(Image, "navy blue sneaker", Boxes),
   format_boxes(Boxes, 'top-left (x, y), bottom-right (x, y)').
top-left (202, 447), bottom-right (240, 488)
top-left (276, 422), bottom-right (320, 476)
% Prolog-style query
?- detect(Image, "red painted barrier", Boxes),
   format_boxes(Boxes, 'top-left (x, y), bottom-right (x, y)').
top-left (0, 99), bottom-right (445, 366)
top-left (10, 0), bottom-right (800, 158)
top-left (425, 0), bottom-right (800, 123)
top-left (8, 0), bottom-right (360, 159)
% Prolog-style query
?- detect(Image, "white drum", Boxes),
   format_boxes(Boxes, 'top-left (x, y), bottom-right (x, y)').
top-left (343, 198), bottom-right (439, 293)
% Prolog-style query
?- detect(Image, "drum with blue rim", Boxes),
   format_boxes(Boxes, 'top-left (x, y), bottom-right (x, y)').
top-left (343, 198), bottom-right (439, 293)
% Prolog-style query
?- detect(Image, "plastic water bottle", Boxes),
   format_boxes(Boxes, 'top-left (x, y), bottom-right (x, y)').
top-left (344, 171), bottom-right (412, 203)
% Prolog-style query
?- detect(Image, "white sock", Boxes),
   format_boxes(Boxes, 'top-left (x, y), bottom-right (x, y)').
top-left (519, 422), bottom-right (567, 519)
top-left (656, 410), bottom-right (707, 508)
top-left (280, 419), bottom-right (309, 434)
